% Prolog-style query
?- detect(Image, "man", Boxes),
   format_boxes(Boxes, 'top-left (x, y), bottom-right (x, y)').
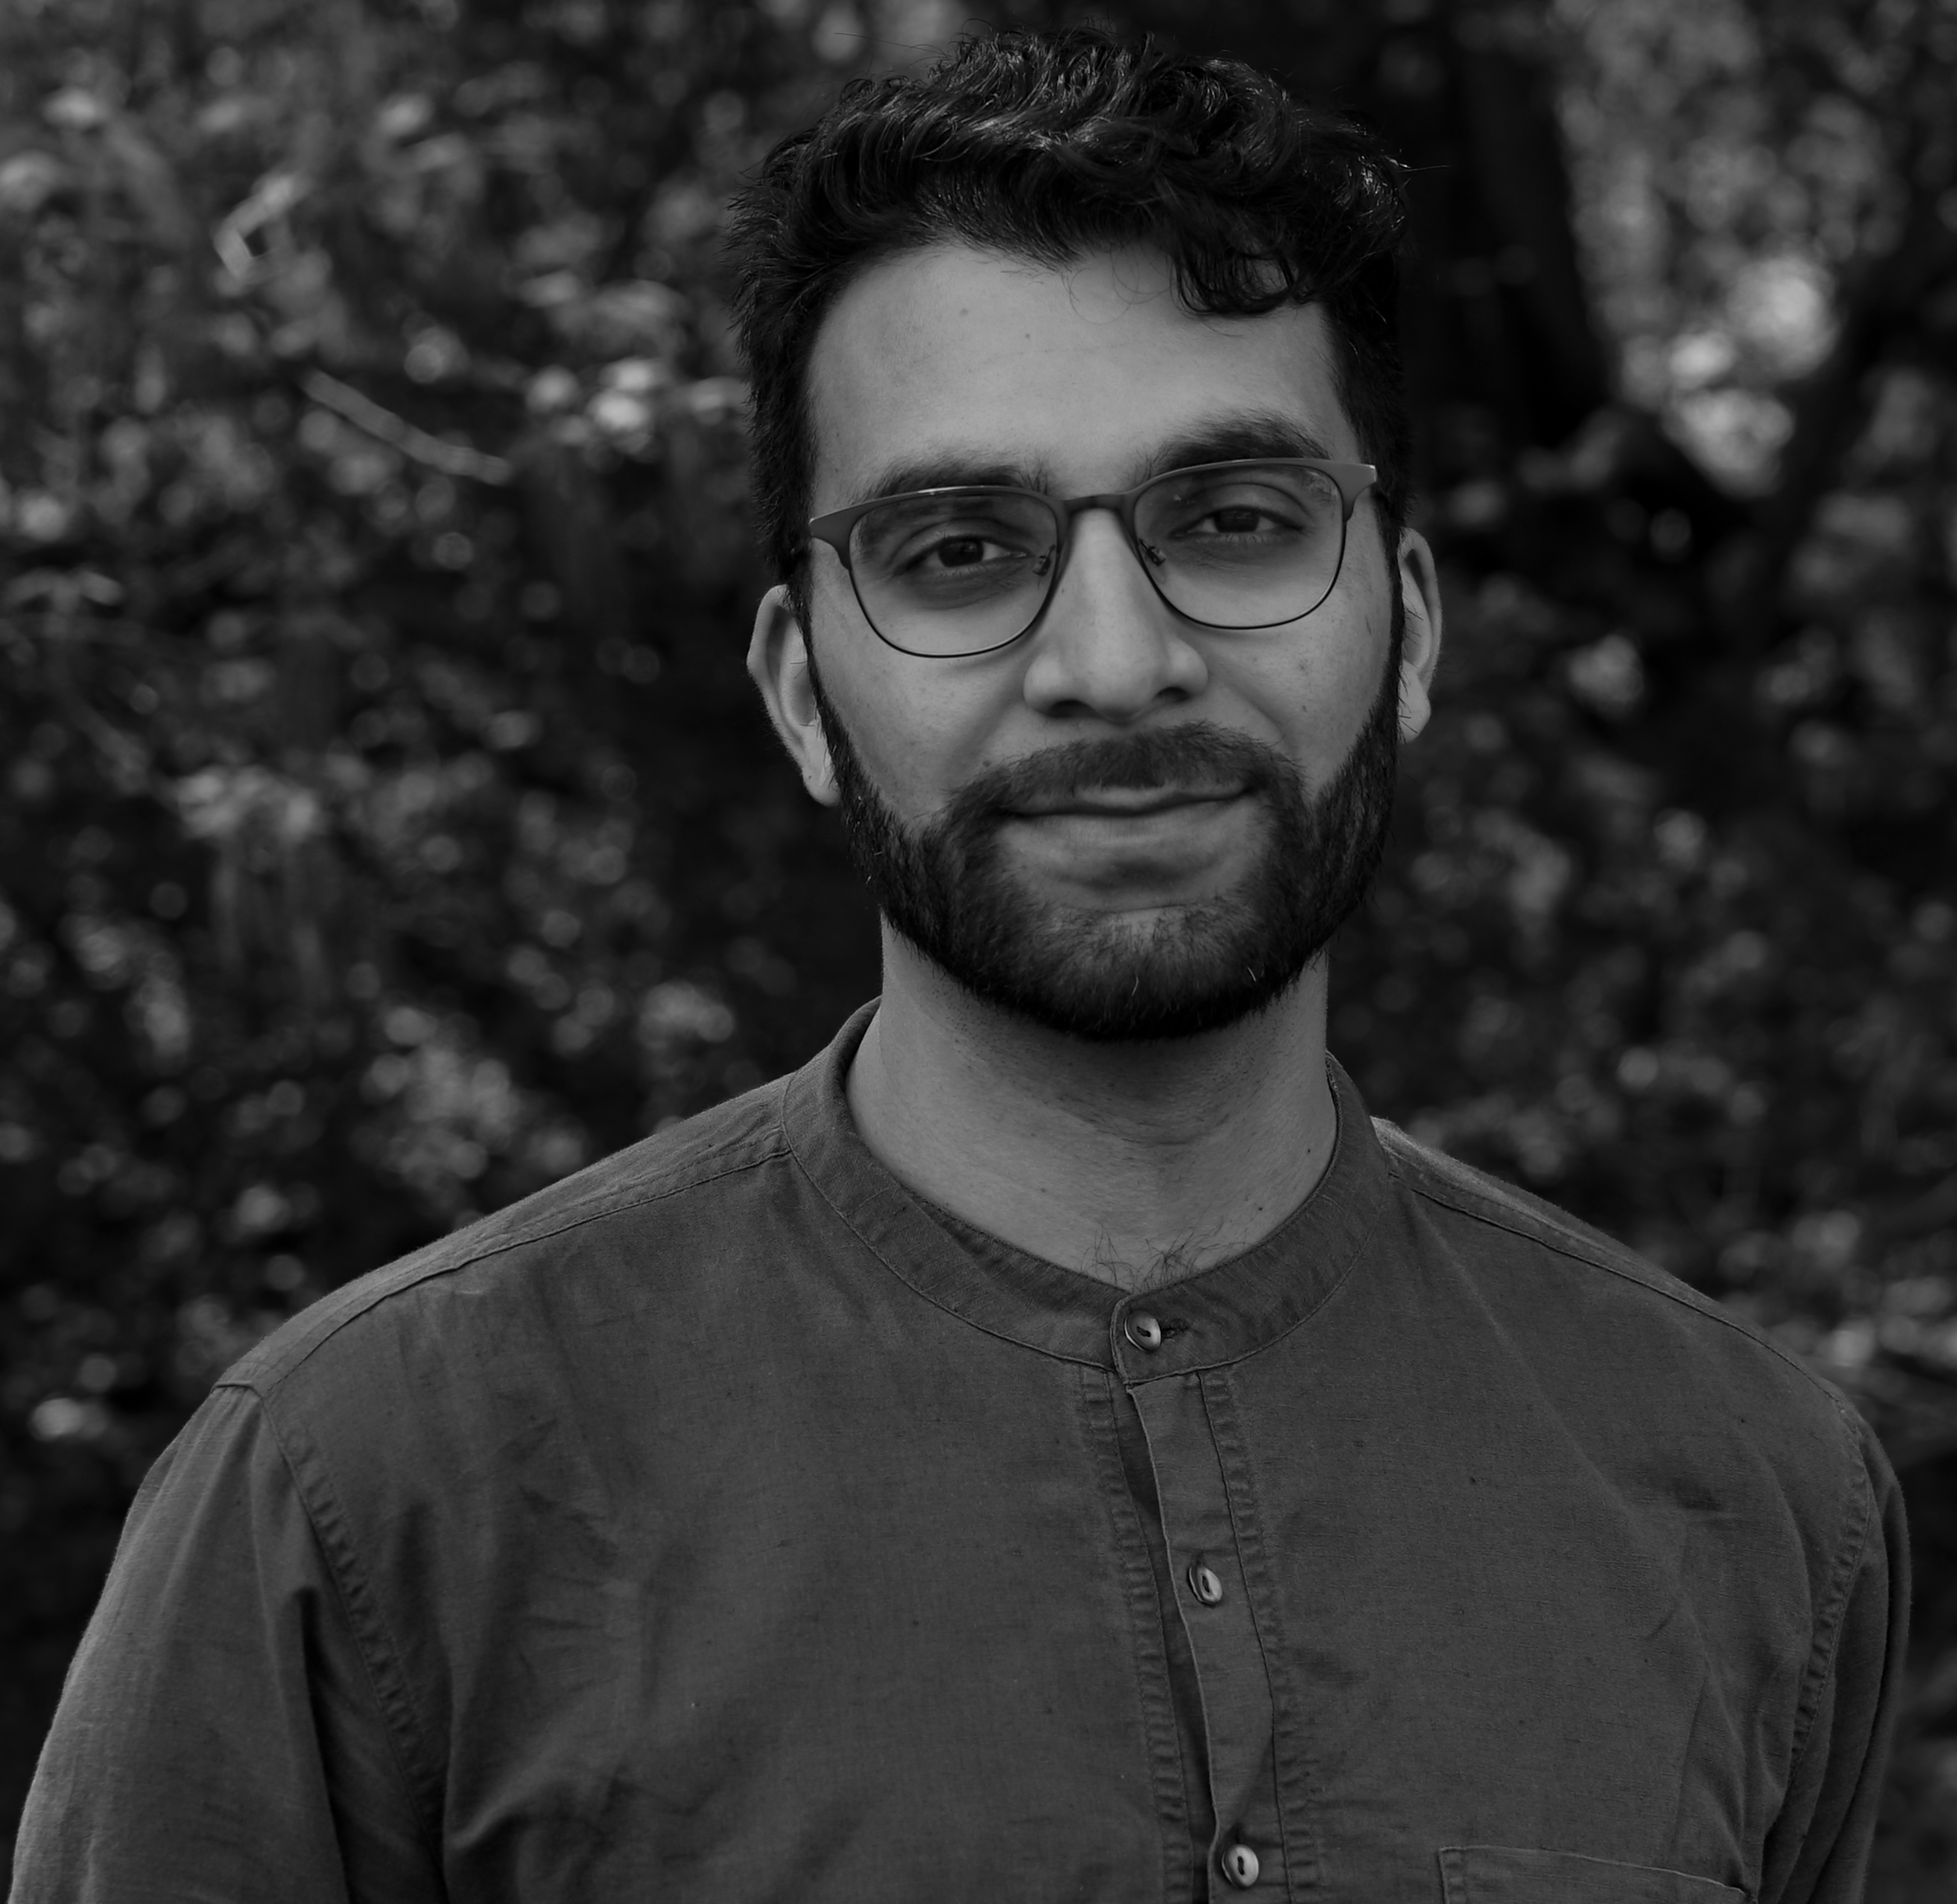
top-left (15, 28), bottom-right (1906, 1904)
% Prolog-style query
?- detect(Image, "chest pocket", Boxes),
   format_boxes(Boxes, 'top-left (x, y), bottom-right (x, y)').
top-left (1439, 1845), bottom-right (1748, 1904)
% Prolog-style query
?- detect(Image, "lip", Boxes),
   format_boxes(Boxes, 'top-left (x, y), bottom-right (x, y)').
top-left (1006, 786), bottom-right (1247, 819)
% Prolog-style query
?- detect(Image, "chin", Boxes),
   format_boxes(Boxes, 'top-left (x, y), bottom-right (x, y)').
top-left (907, 891), bottom-right (1321, 1044)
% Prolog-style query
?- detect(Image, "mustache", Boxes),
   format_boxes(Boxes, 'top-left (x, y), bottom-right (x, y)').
top-left (947, 722), bottom-right (1300, 821)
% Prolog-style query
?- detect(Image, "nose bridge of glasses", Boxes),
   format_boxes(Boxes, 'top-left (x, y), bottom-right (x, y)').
top-left (1051, 491), bottom-right (1154, 576)
top-left (1045, 491), bottom-right (1164, 596)
top-left (1056, 491), bottom-right (1141, 526)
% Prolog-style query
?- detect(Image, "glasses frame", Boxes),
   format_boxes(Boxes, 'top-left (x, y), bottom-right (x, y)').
top-left (805, 456), bottom-right (1380, 659)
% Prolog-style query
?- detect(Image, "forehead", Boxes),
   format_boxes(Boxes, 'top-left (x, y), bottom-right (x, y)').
top-left (804, 243), bottom-right (1352, 505)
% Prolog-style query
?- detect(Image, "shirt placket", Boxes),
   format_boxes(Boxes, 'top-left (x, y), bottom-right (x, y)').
top-left (1121, 1313), bottom-right (1286, 1899)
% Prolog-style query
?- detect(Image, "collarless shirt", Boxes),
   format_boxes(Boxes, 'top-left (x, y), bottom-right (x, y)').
top-left (14, 1005), bottom-right (1908, 1904)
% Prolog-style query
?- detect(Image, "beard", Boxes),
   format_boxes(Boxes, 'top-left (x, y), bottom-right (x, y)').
top-left (812, 621), bottom-right (1403, 1044)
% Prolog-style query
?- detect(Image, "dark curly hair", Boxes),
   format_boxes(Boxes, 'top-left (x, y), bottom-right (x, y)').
top-left (727, 25), bottom-right (1410, 624)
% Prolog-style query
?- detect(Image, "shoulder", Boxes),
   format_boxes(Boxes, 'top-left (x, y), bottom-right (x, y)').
top-left (1374, 1112), bottom-right (1718, 1310)
top-left (222, 1077), bottom-right (796, 1398)
top-left (1369, 1115), bottom-right (1874, 1488)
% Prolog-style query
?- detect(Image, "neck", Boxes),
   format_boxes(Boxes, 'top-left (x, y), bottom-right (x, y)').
top-left (845, 932), bottom-right (1339, 1291)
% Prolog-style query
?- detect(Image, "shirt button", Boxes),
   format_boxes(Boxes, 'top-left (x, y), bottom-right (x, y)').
top-left (1124, 1310), bottom-right (1164, 1352)
top-left (1221, 1841), bottom-right (1261, 1888)
top-left (1187, 1560), bottom-right (1225, 1606)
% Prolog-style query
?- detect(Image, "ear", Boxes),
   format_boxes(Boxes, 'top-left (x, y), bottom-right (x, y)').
top-left (1393, 528), bottom-right (1444, 744)
top-left (747, 584), bottom-right (841, 808)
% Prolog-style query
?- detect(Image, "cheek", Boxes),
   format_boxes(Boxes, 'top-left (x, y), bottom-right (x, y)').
top-left (1309, 550), bottom-right (1400, 718)
top-left (1247, 622), bottom-right (1386, 750)
top-left (815, 623), bottom-right (1009, 818)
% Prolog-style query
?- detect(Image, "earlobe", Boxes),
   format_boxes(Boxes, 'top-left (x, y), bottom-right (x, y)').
top-left (1397, 657), bottom-right (1431, 744)
top-left (746, 585), bottom-right (842, 808)
top-left (1394, 529), bottom-right (1444, 744)
top-left (806, 728), bottom-right (839, 805)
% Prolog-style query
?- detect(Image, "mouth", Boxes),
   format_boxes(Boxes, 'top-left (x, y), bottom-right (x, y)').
top-left (1005, 785), bottom-right (1249, 820)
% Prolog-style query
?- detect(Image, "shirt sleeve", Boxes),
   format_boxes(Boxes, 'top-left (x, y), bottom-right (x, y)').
top-left (9, 1383), bottom-right (442, 1904)
top-left (1759, 1406), bottom-right (1913, 1904)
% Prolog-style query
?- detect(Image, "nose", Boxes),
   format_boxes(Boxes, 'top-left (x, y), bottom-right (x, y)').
top-left (1019, 508), bottom-right (1209, 723)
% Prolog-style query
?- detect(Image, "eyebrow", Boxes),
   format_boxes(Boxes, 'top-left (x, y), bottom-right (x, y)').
top-left (847, 453), bottom-right (1055, 508)
top-left (1137, 412), bottom-right (1339, 477)
top-left (844, 410), bottom-right (1341, 509)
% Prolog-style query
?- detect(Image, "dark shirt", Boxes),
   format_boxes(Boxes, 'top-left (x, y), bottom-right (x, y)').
top-left (14, 1006), bottom-right (1908, 1904)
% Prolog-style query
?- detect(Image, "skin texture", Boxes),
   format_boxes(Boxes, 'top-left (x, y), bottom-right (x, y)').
top-left (750, 244), bottom-right (1444, 1289)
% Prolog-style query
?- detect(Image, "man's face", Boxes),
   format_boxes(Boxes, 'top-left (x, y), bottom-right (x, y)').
top-left (767, 243), bottom-right (1438, 1041)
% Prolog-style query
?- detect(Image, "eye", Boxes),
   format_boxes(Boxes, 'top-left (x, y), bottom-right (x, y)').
top-left (852, 491), bottom-right (1057, 597)
top-left (1172, 499), bottom-right (1301, 542)
top-left (1203, 506), bottom-right (1276, 536)
top-left (892, 525), bottom-right (1042, 576)
top-left (1149, 476), bottom-right (1330, 545)
top-left (924, 535), bottom-right (997, 570)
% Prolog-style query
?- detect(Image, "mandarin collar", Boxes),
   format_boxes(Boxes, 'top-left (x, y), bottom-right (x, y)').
top-left (781, 1003), bottom-right (1389, 1376)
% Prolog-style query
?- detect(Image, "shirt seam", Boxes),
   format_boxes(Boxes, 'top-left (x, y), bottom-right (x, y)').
top-left (1201, 1370), bottom-right (1316, 1900)
top-left (1440, 1846), bottom-right (1748, 1895)
top-left (783, 1138), bottom-right (1112, 1367)
top-left (1386, 1156), bottom-right (1857, 1409)
top-left (1776, 1413), bottom-right (1879, 1818)
top-left (249, 1388), bottom-right (448, 1862)
top-left (223, 1144), bottom-right (790, 1392)
top-left (1119, 1239), bottom-right (1367, 1389)
top-left (1077, 1366), bottom-right (1198, 1904)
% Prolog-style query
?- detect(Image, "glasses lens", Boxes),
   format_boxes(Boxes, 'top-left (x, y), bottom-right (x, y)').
top-left (1134, 462), bottom-right (1348, 628)
top-left (848, 491), bottom-right (1058, 656)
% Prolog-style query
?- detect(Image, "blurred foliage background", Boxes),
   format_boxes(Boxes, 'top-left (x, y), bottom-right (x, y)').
top-left (2, 0), bottom-right (1955, 1888)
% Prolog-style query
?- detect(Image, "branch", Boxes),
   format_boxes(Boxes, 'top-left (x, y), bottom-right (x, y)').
top-left (298, 370), bottom-right (513, 485)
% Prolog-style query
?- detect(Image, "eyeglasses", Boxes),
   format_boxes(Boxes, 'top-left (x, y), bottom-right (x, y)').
top-left (806, 457), bottom-right (1377, 659)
